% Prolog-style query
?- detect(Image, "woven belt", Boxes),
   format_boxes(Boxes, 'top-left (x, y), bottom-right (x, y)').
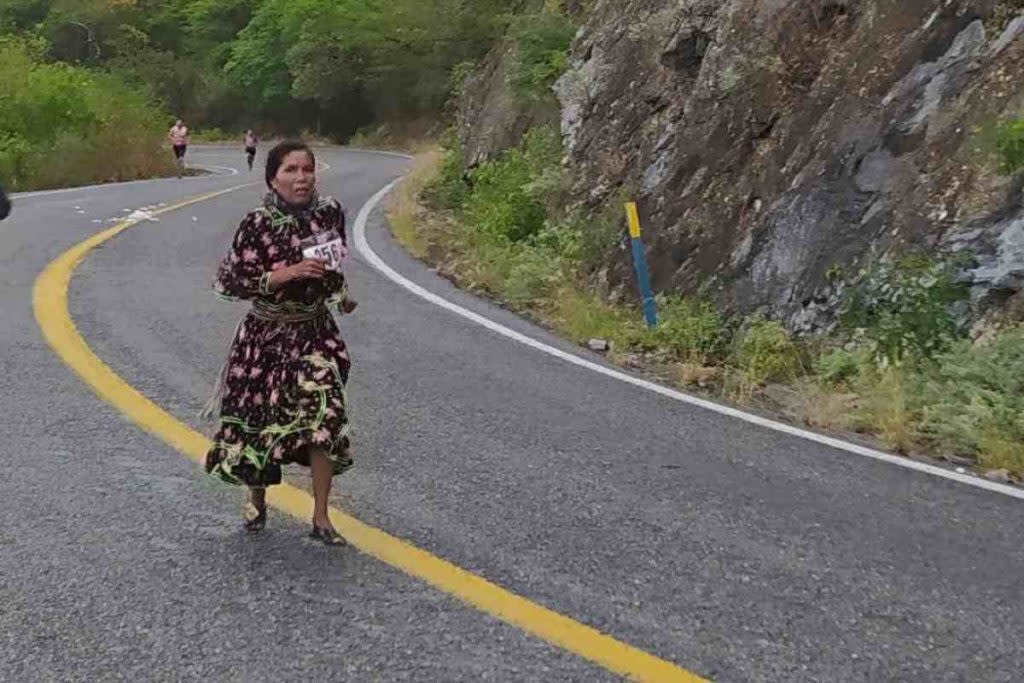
top-left (250, 300), bottom-right (328, 323)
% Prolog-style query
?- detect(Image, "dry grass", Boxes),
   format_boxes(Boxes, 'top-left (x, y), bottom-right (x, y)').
top-left (978, 434), bottom-right (1024, 475)
top-left (853, 367), bottom-right (918, 454)
top-left (547, 286), bottom-right (642, 349)
top-left (793, 379), bottom-right (857, 430)
top-left (386, 147), bottom-right (443, 258)
top-left (676, 363), bottom-right (721, 389)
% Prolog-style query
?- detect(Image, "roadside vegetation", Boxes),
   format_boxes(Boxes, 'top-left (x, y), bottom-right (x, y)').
top-left (0, 0), bottom-right (519, 190)
top-left (388, 7), bottom-right (1024, 481)
top-left (0, 37), bottom-right (173, 190)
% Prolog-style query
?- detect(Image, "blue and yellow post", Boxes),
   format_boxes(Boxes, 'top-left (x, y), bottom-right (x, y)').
top-left (625, 201), bottom-right (659, 329)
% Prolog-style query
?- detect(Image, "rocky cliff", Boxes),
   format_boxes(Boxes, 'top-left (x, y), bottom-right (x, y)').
top-left (460, 0), bottom-right (1024, 332)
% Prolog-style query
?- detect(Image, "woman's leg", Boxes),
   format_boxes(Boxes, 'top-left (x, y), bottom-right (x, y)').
top-left (310, 448), bottom-right (334, 528)
top-left (308, 448), bottom-right (346, 545)
top-left (244, 486), bottom-right (267, 532)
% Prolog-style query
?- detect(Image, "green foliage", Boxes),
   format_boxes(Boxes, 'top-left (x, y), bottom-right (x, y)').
top-left (646, 296), bottom-right (727, 364)
top-left (570, 205), bottom-right (622, 269)
top-left (509, 10), bottom-right (575, 99)
top-left (851, 365), bottom-right (921, 453)
top-left (503, 244), bottom-right (566, 306)
top-left (917, 329), bottom-right (1024, 473)
top-left (813, 346), bottom-right (871, 386)
top-left (995, 116), bottom-right (1024, 175)
top-left (840, 254), bottom-right (968, 365)
top-left (424, 131), bottom-right (470, 209)
top-left (0, 0), bottom-right (520, 138)
top-left (551, 286), bottom-right (646, 350)
top-left (0, 36), bottom-right (173, 190)
top-left (448, 60), bottom-right (477, 101)
top-left (732, 319), bottom-right (802, 386)
top-left (463, 126), bottom-right (562, 243)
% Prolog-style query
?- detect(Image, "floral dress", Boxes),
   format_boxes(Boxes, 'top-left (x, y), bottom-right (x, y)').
top-left (205, 192), bottom-right (354, 487)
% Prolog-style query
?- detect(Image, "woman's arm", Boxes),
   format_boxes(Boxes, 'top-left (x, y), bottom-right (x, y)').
top-left (213, 211), bottom-right (330, 299)
top-left (212, 212), bottom-right (276, 300)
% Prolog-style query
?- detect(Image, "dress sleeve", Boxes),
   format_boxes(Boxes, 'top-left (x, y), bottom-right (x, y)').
top-left (213, 211), bottom-right (273, 301)
top-left (320, 199), bottom-right (351, 310)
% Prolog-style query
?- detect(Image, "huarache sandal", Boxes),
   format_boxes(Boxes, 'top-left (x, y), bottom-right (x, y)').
top-left (309, 524), bottom-right (347, 546)
top-left (243, 501), bottom-right (267, 533)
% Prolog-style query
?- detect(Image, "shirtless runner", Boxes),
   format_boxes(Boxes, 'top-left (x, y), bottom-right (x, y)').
top-left (168, 120), bottom-right (189, 178)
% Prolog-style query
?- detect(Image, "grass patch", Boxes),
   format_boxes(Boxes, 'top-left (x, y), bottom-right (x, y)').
top-left (387, 147), bottom-right (444, 259)
top-left (727, 318), bottom-right (802, 401)
top-left (853, 366), bottom-right (920, 454)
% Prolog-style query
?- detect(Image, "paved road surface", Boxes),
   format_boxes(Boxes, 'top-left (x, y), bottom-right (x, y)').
top-left (2, 146), bottom-right (1022, 681)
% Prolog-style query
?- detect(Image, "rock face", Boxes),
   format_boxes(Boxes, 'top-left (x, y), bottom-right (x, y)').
top-left (456, 40), bottom-right (559, 169)
top-left (462, 1), bottom-right (1024, 332)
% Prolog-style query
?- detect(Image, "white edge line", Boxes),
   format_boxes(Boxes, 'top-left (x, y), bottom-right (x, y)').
top-left (353, 179), bottom-right (1024, 502)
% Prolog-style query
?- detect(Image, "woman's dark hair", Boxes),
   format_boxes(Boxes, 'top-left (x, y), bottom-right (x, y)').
top-left (265, 140), bottom-right (316, 188)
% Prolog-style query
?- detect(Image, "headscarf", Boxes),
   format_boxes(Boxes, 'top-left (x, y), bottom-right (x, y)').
top-left (263, 189), bottom-right (320, 223)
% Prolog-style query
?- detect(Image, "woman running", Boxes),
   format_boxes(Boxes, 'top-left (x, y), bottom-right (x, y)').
top-left (204, 140), bottom-right (357, 546)
top-left (244, 130), bottom-right (259, 172)
top-left (168, 119), bottom-right (189, 178)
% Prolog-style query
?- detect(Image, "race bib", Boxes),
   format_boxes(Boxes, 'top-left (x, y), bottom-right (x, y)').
top-left (301, 232), bottom-right (347, 272)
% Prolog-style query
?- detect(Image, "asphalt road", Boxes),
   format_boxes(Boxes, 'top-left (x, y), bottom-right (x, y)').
top-left (2, 146), bottom-right (1023, 682)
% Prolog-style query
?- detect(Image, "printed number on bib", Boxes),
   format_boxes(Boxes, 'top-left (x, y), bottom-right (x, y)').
top-left (302, 236), bottom-right (346, 272)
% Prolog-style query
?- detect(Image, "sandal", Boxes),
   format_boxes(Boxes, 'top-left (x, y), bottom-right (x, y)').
top-left (243, 501), bottom-right (267, 533)
top-left (309, 524), bottom-right (347, 546)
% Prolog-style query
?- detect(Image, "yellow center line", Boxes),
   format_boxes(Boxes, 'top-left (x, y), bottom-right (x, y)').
top-left (32, 185), bottom-right (707, 683)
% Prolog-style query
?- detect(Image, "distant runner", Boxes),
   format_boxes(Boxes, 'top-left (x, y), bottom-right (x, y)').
top-left (168, 119), bottom-right (190, 178)
top-left (0, 183), bottom-right (9, 220)
top-left (244, 130), bottom-right (259, 172)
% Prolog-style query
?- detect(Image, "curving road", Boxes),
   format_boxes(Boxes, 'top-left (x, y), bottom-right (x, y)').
top-left (3, 145), bottom-right (1024, 681)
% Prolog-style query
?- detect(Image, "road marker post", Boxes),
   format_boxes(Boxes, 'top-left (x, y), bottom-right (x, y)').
top-left (625, 201), bottom-right (659, 329)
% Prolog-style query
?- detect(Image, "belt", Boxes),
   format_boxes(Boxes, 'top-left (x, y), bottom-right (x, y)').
top-left (250, 300), bottom-right (328, 323)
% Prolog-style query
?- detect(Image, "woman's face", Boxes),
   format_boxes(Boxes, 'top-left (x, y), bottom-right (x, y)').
top-left (271, 150), bottom-right (316, 206)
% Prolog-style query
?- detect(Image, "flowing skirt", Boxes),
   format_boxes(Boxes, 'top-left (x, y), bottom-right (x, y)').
top-left (205, 312), bottom-right (353, 487)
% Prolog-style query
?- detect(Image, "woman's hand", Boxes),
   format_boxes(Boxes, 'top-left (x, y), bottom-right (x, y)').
top-left (269, 259), bottom-right (327, 289)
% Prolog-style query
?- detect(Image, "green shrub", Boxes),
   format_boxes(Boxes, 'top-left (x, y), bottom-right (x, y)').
top-left (917, 328), bottom-right (1024, 473)
top-left (551, 197), bottom-right (627, 270)
top-left (852, 365), bottom-right (922, 454)
top-left (551, 286), bottom-right (646, 350)
top-left (503, 245), bottom-right (565, 306)
top-left (646, 296), bottom-right (727, 364)
top-left (0, 37), bottom-right (173, 190)
top-left (732, 318), bottom-right (802, 386)
top-left (509, 11), bottom-right (576, 99)
top-left (424, 129), bottom-right (469, 209)
top-left (813, 346), bottom-right (871, 386)
top-left (191, 127), bottom-right (233, 142)
top-left (996, 116), bottom-right (1024, 175)
top-left (840, 254), bottom-right (968, 365)
top-left (463, 126), bottom-right (563, 244)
